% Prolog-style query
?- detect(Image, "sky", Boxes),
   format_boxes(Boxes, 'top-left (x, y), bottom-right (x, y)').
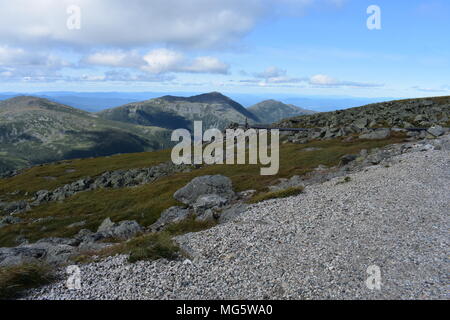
top-left (0, 0), bottom-right (448, 98)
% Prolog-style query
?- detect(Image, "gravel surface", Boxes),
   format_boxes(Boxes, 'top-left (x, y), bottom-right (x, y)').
top-left (25, 147), bottom-right (450, 300)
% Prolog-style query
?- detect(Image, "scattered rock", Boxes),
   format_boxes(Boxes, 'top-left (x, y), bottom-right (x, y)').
top-left (173, 175), bottom-right (235, 205)
top-left (359, 128), bottom-right (391, 140)
top-left (3, 200), bottom-right (31, 215)
top-left (0, 215), bottom-right (21, 227)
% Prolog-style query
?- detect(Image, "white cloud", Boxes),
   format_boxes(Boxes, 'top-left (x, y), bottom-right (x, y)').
top-left (84, 48), bottom-right (229, 75)
top-left (183, 56), bottom-right (229, 74)
top-left (0, 0), bottom-right (344, 49)
top-left (82, 51), bottom-right (144, 68)
top-left (141, 49), bottom-right (186, 74)
top-left (0, 0), bottom-right (263, 49)
top-left (0, 45), bottom-right (70, 81)
top-left (254, 66), bottom-right (287, 79)
top-left (309, 74), bottom-right (382, 88)
top-left (0, 46), bottom-right (68, 69)
top-left (252, 66), bottom-right (305, 84)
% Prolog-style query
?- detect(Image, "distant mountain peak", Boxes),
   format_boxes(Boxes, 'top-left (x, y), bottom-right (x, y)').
top-left (99, 91), bottom-right (259, 130)
top-left (160, 91), bottom-right (233, 105)
top-left (0, 95), bottom-right (91, 117)
top-left (248, 99), bottom-right (316, 124)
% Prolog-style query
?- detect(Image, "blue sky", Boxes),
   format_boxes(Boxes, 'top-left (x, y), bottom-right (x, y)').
top-left (0, 0), bottom-right (448, 98)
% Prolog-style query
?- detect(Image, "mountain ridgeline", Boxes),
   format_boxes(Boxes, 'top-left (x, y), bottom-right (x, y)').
top-left (0, 92), bottom-right (313, 173)
top-left (98, 92), bottom-right (260, 131)
top-left (0, 96), bottom-right (172, 174)
top-left (1, 92), bottom-right (449, 174)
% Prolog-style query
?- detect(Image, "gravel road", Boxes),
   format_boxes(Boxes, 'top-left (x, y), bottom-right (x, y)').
top-left (26, 148), bottom-right (450, 300)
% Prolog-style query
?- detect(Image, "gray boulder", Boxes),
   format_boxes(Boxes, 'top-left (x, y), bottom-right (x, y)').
top-left (173, 175), bottom-right (235, 205)
top-left (193, 194), bottom-right (228, 215)
top-left (218, 203), bottom-right (249, 224)
top-left (427, 125), bottom-right (445, 137)
top-left (359, 128), bottom-right (391, 140)
top-left (0, 247), bottom-right (47, 267)
top-left (3, 200), bottom-right (31, 215)
top-left (110, 221), bottom-right (143, 239)
top-left (353, 118), bottom-right (369, 129)
top-left (149, 206), bottom-right (190, 232)
top-left (97, 218), bottom-right (115, 233)
top-left (339, 154), bottom-right (357, 167)
top-left (195, 209), bottom-right (216, 223)
top-left (75, 229), bottom-right (106, 244)
top-left (0, 242), bottom-right (76, 267)
top-left (97, 218), bottom-right (143, 239)
top-left (0, 215), bottom-right (21, 227)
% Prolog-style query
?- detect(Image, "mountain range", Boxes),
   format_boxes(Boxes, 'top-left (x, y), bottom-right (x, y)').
top-left (0, 92), bottom-right (315, 173)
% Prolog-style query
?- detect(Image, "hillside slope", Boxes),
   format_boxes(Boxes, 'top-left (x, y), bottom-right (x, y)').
top-left (98, 92), bottom-right (260, 131)
top-left (23, 136), bottom-right (450, 299)
top-left (0, 96), bottom-right (171, 173)
top-left (278, 96), bottom-right (450, 129)
top-left (248, 99), bottom-right (316, 124)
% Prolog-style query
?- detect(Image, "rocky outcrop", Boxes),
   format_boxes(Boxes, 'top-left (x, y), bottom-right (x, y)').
top-left (281, 97), bottom-right (450, 143)
top-left (31, 162), bottom-right (193, 206)
top-left (0, 218), bottom-right (143, 267)
top-left (173, 175), bottom-right (235, 205)
top-left (149, 206), bottom-right (191, 232)
top-left (150, 175), bottom-right (237, 230)
top-left (0, 161), bottom-right (194, 216)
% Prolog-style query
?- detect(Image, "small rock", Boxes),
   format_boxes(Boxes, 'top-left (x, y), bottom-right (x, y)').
top-left (427, 125), bottom-right (445, 137)
top-left (97, 218), bottom-right (115, 233)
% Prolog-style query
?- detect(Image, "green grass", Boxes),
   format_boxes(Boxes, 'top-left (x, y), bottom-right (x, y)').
top-left (0, 148), bottom-right (171, 201)
top-left (0, 133), bottom-right (407, 247)
top-left (249, 186), bottom-right (305, 204)
top-left (126, 232), bottom-right (180, 263)
top-left (0, 263), bottom-right (55, 300)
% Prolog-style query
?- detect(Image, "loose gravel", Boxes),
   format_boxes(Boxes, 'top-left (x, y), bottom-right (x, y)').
top-left (25, 148), bottom-right (450, 300)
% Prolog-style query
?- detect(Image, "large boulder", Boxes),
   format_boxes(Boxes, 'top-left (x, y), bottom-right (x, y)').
top-left (353, 118), bottom-right (369, 129)
top-left (192, 194), bottom-right (228, 215)
top-left (111, 221), bottom-right (143, 239)
top-left (96, 218), bottom-right (143, 240)
top-left (173, 175), bottom-right (235, 205)
top-left (0, 247), bottom-right (47, 267)
top-left (97, 218), bottom-right (115, 232)
top-left (0, 242), bottom-right (76, 267)
top-left (149, 206), bottom-right (191, 232)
